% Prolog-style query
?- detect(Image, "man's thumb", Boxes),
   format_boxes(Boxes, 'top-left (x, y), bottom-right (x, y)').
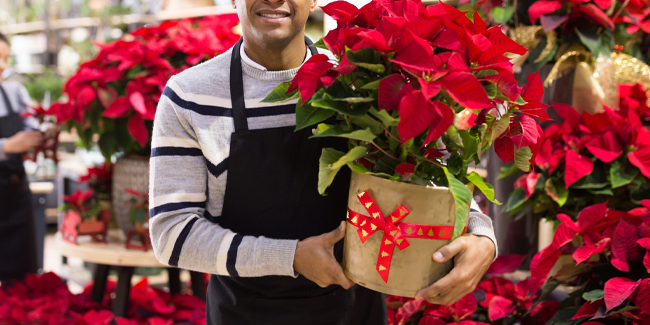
top-left (327, 221), bottom-right (347, 243)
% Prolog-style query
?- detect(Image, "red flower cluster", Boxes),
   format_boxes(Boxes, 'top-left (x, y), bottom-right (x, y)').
top-left (62, 189), bottom-right (95, 213)
top-left (293, 0), bottom-right (543, 153)
top-left (531, 84), bottom-right (650, 191)
top-left (530, 202), bottom-right (650, 323)
top-left (0, 272), bottom-right (206, 325)
top-left (528, 0), bottom-right (616, 31)
top-left (54, 15), bottom-right (239, 155)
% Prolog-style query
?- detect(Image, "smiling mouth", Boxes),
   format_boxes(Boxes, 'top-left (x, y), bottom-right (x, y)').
top-left (258, 13), bottom-right (290, 18)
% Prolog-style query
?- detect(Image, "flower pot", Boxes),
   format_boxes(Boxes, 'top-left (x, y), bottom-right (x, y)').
top-left (342, 172), bottom-right (467, 297)
top-left (538, 218), bottom-right (555, 252)
top-left (112, 156), bottom-right (150, 234)
top-left (60, 210), bottom-right (109, 245)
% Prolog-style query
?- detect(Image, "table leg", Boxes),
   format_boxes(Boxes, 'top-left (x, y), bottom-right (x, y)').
top-left (113, 266), bottom-right (135, 317)
top-left (190, 271), bottom-right (206, 301)
top-left (167, 268), bottom-right (181, 296)
top-left (91, 264), bottom-right (110, 304)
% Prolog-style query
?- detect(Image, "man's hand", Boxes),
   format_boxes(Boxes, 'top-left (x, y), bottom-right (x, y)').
top-left (415, 234), bottom-right (495, 304)
top-left (3, 131), bottom-right (43, 154)
top-left (293, 221), bottom-right (356, 289)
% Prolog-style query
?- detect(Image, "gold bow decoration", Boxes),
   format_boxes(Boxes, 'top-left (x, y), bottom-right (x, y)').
top-left (508, 26), bottom-right (557, 64)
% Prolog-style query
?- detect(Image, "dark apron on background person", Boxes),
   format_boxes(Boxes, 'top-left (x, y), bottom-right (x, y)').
top-left (0, 84), bottom-right (38, 281)
top-left (206, 38), bottom-right (387, 324)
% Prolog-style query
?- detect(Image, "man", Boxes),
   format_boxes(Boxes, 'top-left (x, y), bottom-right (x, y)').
top-left (0, 32), bottom-right (42, 282)
top-left (149, 0), bottom-right (497, 322)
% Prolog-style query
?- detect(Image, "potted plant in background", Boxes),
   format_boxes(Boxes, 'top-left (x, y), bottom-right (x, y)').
top-left (124, 187), bottom-right (151, 251)
top-left (265, 0), bottom-right (545, 296)
top-left (59, 189), bottom-right (111, 245)
top-left (53, 14), bottom-right (240, 234)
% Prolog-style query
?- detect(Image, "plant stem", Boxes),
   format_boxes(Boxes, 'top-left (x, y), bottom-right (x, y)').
top-left (611, 0), bottom-right (629, 23)
top-left (423, 158), bottom-right (445, 168)
top-left (372, 142), bottom-right (399, 161)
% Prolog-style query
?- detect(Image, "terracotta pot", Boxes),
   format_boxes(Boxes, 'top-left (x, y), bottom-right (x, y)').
top-left (112, 156), bottom-right (149, 234)
top-left (78, 220), bottom-right (106, 234)
top-left (342, 172), bottom-right (467, 297)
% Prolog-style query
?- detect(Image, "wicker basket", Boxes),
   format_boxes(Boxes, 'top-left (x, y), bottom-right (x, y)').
top-left (112, 156), bottom-right (150, 234)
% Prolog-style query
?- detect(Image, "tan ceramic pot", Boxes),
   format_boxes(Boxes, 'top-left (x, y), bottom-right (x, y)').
top-left (342, 172), bottom-right (467, 297)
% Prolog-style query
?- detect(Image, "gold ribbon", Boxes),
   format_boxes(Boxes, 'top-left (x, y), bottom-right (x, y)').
top-left (593, 52), bottom-right (650, 109)
top-left (508, 26), bottom-right (557, 64)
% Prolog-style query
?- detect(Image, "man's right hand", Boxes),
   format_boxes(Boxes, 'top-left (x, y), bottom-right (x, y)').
top-left (293, 221), bottom-right (356, 289)
top-left (3, 131), bottom-right (43, 154)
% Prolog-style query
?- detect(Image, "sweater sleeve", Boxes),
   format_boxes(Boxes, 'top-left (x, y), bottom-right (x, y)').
top-left (149, 79), bottom-right (299, 277)
top-left (467, 199), bottom-right (498, 259)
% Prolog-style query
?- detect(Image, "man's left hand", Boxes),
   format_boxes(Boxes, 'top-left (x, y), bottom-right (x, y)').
top-left (414, 234), bottom-right (495, 304)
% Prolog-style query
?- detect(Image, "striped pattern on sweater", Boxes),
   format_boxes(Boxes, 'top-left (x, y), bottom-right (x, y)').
top-left (148, 45), bottom-right (498, 278)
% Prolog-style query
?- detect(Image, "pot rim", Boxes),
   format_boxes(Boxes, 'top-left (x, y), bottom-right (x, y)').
top-left (352, 171), bottom-right (454, 192)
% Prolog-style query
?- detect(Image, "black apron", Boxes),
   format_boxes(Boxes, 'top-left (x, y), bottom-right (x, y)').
top-left (206, 38), bottom-right (387, 324)
top-left (0, 84), bottom-right (38, 281)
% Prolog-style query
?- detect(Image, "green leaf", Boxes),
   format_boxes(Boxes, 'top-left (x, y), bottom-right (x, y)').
top-left (444, 168), bottom-right (473, 240)
top-left (318, 147), bottom-right (369, 195)
top-left (466, 172), bottom-right (502, 204)
top-left (368, 107), bottom-right (396, 127)
top-left (582, 289), bottom-right (604, 302)
top-left (575, 28), bottom-right (601, 56)
top-left (312, 99), bottom-right (369, 117)
top-left (446, 126), bottom-right (464, 147)
top-left (514, 95), bottom-right (528, 106)
top-left (588, 187), bottom-right (613, 196)
top-left (514, 146), bottom-right (533, 172)
top-left (506, 186), bottom-right (526, 212)
top-left (351, 115), bottom-right (384, 135)
top-left (491, 113), bottom-right (511, 142)
top-left (491, 6), bottom-right (514, 25)
top-left (347, 48), bottom-right (385, 73)
top-left (318, 148), bottom-right (346, 195)
top-left (545, 179), bottom-right (568, 207)
top-left (498, 162), bottom-right (519, 179)
top-left (459, 130), bottom-right (478, 161)
top-left (484, 83), bottom-right (497, 99)
top-left (610, 160), bottom-right (639, 188)
top-left (97, 133), bottom-right (115, 163)
top-left (475, 69), bottom-right (498, 78)
top-left (571, 168), bottom-right (609, 189)
top-left (312, 38), bottom-right (328, 50)
top-left (325, 81), bottom-right (374, 103)
top-left (360, 79), bottom-right (381, 90)
top-left (262, 81), bottom-right (299, 103)
top-left (295, 101), bottom-right (336, 131)
top-left (310, 126), bottom-right (376, 142)
top-left (129, 208), bottom-right (148, 225)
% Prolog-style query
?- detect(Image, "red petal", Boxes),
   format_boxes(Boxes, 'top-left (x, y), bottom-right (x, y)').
top-left (378, 74), bottom-right (413, 111)
top-left (288, 54), bottom-right (335, 101)
top-left (570, 300), bottom-right (605, 320)
top-left (530, 301), bottom-right (560, 325)
top-left (418, 79), bottom-right (442, 99)
top-left (423, 101), bottom-right (454, 145)
top-left (486, 73), bottom-right (520, 101)
top-left (611, 220), bottom-right (643, 272)
top-left (494, 137), bottom-right (515, 164)
top-left (540, 14), bottom-right (569, 32)
top-left (335, 54), bottom-right (357, 74)
top-left (102, 97), bottom-right (131, 118)
top-left (488, 296), bottom-right (516, 320)
top-left (629, 146), bottom-right (650, 179)
top-left (644, 250), bottom-right (650, 272)
top-left (485, 255), bottom-right (526, 275)
top-left (520, 72), bottom-right (545, 107)
top-left (128, 114), bottom-right (148, 147)
top-left (580, 3), bottom-right (614, 29)
top-left (321, 1), bottom-right (360, 22)
top-left (553, 102), bottom-right (582, 128)
top-left (77, 86), bottom-right (97, 105)
top-left (510, 115), bottom-right (540, 148)
top-left (572, 238), bottom-right (610, 264)
top-left (535, 139), bottom-right (553, 169)
top-left (391, 38), bottom-right (436, 74)
top-left (440, 72), bottom-right (492, 109)
top-left (632, 279), bottom-right (650, 314)
top-left (585, 131), bottom-right (623, 163)
top-left (528, 1), bottom-right (563, 24)
top-left (564, 150), bottom-right (594, 188)
top-left (594, 0), bottom-right (612, 9)
top-left (398, 91), bottom-right (438, 143)
top-left (396, 163), bottom-right (415, 177)
top-left (583, 111), bottom-right (611, 132)
top-left (424, 148), bottom-right (444, 158)
top-left (639, 238), bottom-right (650, 249)
top-left (604, 277), bottom-right (640, 311)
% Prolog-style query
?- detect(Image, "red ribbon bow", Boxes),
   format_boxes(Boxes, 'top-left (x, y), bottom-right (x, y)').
top-left (347, 190), bottom-right (466, 283)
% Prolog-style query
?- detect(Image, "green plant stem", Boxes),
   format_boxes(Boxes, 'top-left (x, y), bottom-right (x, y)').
top-left (423, 157), bottom-right (445, 168)
top-left (380, 123), bottom-right (400, 142)
top-left (371, 141), bottom-right (399, 161)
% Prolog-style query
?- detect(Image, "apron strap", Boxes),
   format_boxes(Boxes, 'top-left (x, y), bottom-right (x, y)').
top-left (0, 85), bottom-right (16, 115)
top-left (230, 36), bottom-right (320, 132)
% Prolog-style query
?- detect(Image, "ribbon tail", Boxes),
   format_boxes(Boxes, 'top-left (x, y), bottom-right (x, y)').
top-left (376, 234), bottom-right (395, 283)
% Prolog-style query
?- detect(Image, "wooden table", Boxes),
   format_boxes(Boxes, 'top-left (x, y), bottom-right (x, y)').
top-left (56, 231), bottom-right (206, 317)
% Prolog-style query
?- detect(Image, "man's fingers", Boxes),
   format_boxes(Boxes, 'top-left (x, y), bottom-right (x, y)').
top-left (325, 221), bottom-right (346, 244)
top-left (433, 236), bottom-right (467, 262)
top-left (414, 268), bottom-right (461, 300)
top-left (331, 266), bottom-right (355, 289)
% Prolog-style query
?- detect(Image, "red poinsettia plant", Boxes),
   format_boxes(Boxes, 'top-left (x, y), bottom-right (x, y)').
top-left (528, 201), bottom-right (650, 324)
top-left (0, 272), bottom-right (206, 325)
top-left (504, 83), bottom-right (650, 221)
top-left (61, 189), bottom-right (105, 221)
top-left (78, 163), bottom-right (113, 200)
top-left (264, 0), bottom-right (545, 236)
top-left (125, 187), bottom-right (149, 227)
top-left (386, 255), bottom-right (560, 325)
top-left (53, 15), bottom-right (239, 161)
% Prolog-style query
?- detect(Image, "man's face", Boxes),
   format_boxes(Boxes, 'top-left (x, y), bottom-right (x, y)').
top-left (233, 0), bottom-right (317, 45)
top-left (0, 41), bottom-right (9, 82)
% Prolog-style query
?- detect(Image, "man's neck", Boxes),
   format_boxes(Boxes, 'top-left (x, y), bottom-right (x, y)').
top-left (242, 34), bottom-right (307, 71)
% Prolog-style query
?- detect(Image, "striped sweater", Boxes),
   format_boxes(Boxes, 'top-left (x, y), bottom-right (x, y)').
top-left (149, 44), bottom-right (498, 278)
